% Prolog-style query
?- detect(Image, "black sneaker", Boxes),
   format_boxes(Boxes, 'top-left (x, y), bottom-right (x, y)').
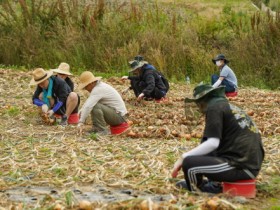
top-left (199, 181), bottom-right (222, 194)
top-left (60, 115), bottom-right (68, 126)
top-left (175, 180), bottom-right (189, 190)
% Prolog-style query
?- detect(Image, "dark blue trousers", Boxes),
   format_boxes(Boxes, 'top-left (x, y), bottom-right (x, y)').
top-left (211, 75), bottom-right (235, 93)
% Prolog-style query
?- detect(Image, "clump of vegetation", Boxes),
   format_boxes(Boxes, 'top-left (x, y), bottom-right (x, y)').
top-left (0, 0), bottom-right (279, 89)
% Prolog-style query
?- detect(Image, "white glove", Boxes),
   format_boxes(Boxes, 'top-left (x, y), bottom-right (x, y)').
top-left (47, 109), bottom-right (54, 117)
top-left (77, 122), bottom-right (84, 135)
top-left (171, 157), bottom-right (183, 178)
top-left (41, 104), bottom-right (48, 113)
top-left (137, 93), bottom-right (145, 101)
top-left (122, 76), bottom-right (128, 80)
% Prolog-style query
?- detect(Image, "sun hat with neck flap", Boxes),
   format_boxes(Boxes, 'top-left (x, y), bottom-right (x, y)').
top-left (29, 68), bottom-right (53, 86)
top-left (185, 84), bottom-right (226, 103)
top-left (78, 71), bottom-right (102, 90)
top-left (52, 62), bottom-right (72, 76)
top-left (128, 55), bottom-right (148, 73)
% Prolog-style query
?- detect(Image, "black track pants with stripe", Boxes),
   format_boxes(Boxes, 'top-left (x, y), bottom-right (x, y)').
top-left (182, 155), bottom-right (259, 192)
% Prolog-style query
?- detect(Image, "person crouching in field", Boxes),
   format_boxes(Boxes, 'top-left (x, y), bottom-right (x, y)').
top-left (121, 55), bottom-right (169, 101)
top-left (171, 84), bottom-right (264, 193)
top-left (77, 71), bottom-right (128, 136)
top-left (211, 54), bottom-right (238, 93)
top-left (30, 68), bottom-right (79, 126)
top-left (52, 62), bottom-right (75, 91)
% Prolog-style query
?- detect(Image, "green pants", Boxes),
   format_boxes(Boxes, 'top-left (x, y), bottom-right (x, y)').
top-left (91, 102), bottom-right (126, 131)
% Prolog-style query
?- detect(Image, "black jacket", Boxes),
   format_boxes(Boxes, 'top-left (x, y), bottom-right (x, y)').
top-left (32, 76), bottom-right (71, 112)
top-left (129, 64), bottom-right (167, 96)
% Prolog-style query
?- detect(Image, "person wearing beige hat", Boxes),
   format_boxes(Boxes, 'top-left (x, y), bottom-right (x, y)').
top-left (30, 68), bottom-right (79, 125)
top-left (52, 62), bottom-right (74, 91)
top-left (77, 71), bottom-right (128, 135)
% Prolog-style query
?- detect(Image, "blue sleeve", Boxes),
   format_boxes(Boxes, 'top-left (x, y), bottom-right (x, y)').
top-left (52, 101), bottom-right (63, 112)
top-left (33, 99), bottom-right (45, 106)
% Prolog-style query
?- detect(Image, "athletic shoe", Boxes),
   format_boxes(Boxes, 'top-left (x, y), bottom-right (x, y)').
top-left (60, 115), bottom-right (68, 126)
top-left (199, 181), bottom-right (222, 194)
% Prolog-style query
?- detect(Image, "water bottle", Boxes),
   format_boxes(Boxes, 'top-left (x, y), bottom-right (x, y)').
top-left (186, 76), bottom-right (190, 84)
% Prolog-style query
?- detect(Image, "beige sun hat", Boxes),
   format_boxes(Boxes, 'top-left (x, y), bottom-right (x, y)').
top-left (29, 68), bottom-right (53, 86)
top-left (78, 71), bottom-right (102, 90)
top-left (52, 62), bottom-right (72, 76)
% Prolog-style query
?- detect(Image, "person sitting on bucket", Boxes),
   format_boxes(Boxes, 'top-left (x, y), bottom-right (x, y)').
top-left (30, 68), bottom-right (80, 126)
top-left (77, 71), bottom-right (128, 135)
top-left (211, 54), bottom-right (238, 93)
top-left (52, 62), bottom-right (75, 91)
top-left (171, 83), bottom-right (264, 193)
top-left (122, 55), bottom-right (169, 101)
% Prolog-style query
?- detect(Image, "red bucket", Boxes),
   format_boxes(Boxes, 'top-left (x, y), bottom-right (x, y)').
top-left (54, 113), bottom-right (79, 124)
top-left (110, 122), bottom-right (130, 135)
top-left (223, 179), bottom-right (256, 198)
top-left (155, 97), bottom-right (168, 103)
top-left (225, 91), bottom-right (238, 97)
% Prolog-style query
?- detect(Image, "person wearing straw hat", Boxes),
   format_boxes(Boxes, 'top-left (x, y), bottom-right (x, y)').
top-left (30, 68), bottom-right (79, 126)
top-left (211, 54), bottom-right (238, 93)
top-left (77, 71), bottom-right (128, 135)
top-left (52, 62), bottom-right (75, 91)
top-left (121, 55), bottom-right (168, 101)
top-left (171, 83), bottom-right (264, 193)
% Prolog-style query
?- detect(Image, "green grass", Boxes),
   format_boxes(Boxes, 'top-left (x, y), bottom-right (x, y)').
top-left (0, 1), bottom-right (279, 89)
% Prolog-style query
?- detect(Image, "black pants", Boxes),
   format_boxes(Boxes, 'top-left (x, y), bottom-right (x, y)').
top-left (182, 155), bottom-right (259, 191)
top-left (130, 79), bottom-right (165, 99)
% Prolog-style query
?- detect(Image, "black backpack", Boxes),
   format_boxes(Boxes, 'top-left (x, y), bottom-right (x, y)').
top-left (156, 71), bottom-right (169, 92)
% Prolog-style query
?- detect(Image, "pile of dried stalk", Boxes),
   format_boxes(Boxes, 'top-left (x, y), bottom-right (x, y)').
top-left (0, 69), bottom-right (279, 209)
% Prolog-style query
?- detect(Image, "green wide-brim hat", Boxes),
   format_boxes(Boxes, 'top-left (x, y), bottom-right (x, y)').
top-left (185, 84), bottom-right (225, 103)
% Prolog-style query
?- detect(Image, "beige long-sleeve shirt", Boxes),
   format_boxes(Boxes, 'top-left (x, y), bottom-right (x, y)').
top-left (79, 81), bottom-right (127, 123)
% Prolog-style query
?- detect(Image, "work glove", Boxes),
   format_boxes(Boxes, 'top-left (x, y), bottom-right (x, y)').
top-left (137, 93), bottom-right (145, 101)
top-left (47, 109), bottom-right (54, 117)
top-left (41, 104), bottom-right (48, 113)
top-left (171, 157), bottom-right (183, 178)
top-left (121, 76), bottom-right (128, 80)
top-left (77, 122), bottom-right (84, 135)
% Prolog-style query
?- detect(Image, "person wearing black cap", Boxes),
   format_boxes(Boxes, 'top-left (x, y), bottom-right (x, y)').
top-left (171, 84), bottom-right (264, 193)
top-left (121, 55), bottom-right (168, 101)
top-left (211, 54), bottom-right (238, 93)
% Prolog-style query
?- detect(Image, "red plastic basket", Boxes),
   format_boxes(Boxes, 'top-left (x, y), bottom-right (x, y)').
top-left (225, 91), bottom-right (238, 97)
top-left (223, 179), bottom-right (256, 198)
top-left (54, 113), bottom-right (79, 124)
top-left (155, 97), bottom-right (168, 103)
top-left (110, 122), bottom-right (130, 135)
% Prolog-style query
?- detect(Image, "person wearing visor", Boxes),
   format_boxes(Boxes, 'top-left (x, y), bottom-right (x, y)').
top-left (122, 55), bottom-right (168, 101)
top-left (171, 84), bottom-right (264, 193)
top-left (211, 54), bottom-right (238, 93)
top-left (30, 68), bottom-right (79, 125)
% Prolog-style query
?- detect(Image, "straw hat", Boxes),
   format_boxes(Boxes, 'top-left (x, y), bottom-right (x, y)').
top-left (52, 62), bottom-right (72, 76)
top-left (29, 68), bottom-right (53, 86)
top-left (78, 71), bottom-right (102, 90)
top-left (185, 84), bottom-right (225, 103)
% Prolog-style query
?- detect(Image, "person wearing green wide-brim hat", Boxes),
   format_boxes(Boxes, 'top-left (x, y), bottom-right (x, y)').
top-left (171, 83), bottom-right (265, 194)
top-left (121, 55), bottom-right (169, 102)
